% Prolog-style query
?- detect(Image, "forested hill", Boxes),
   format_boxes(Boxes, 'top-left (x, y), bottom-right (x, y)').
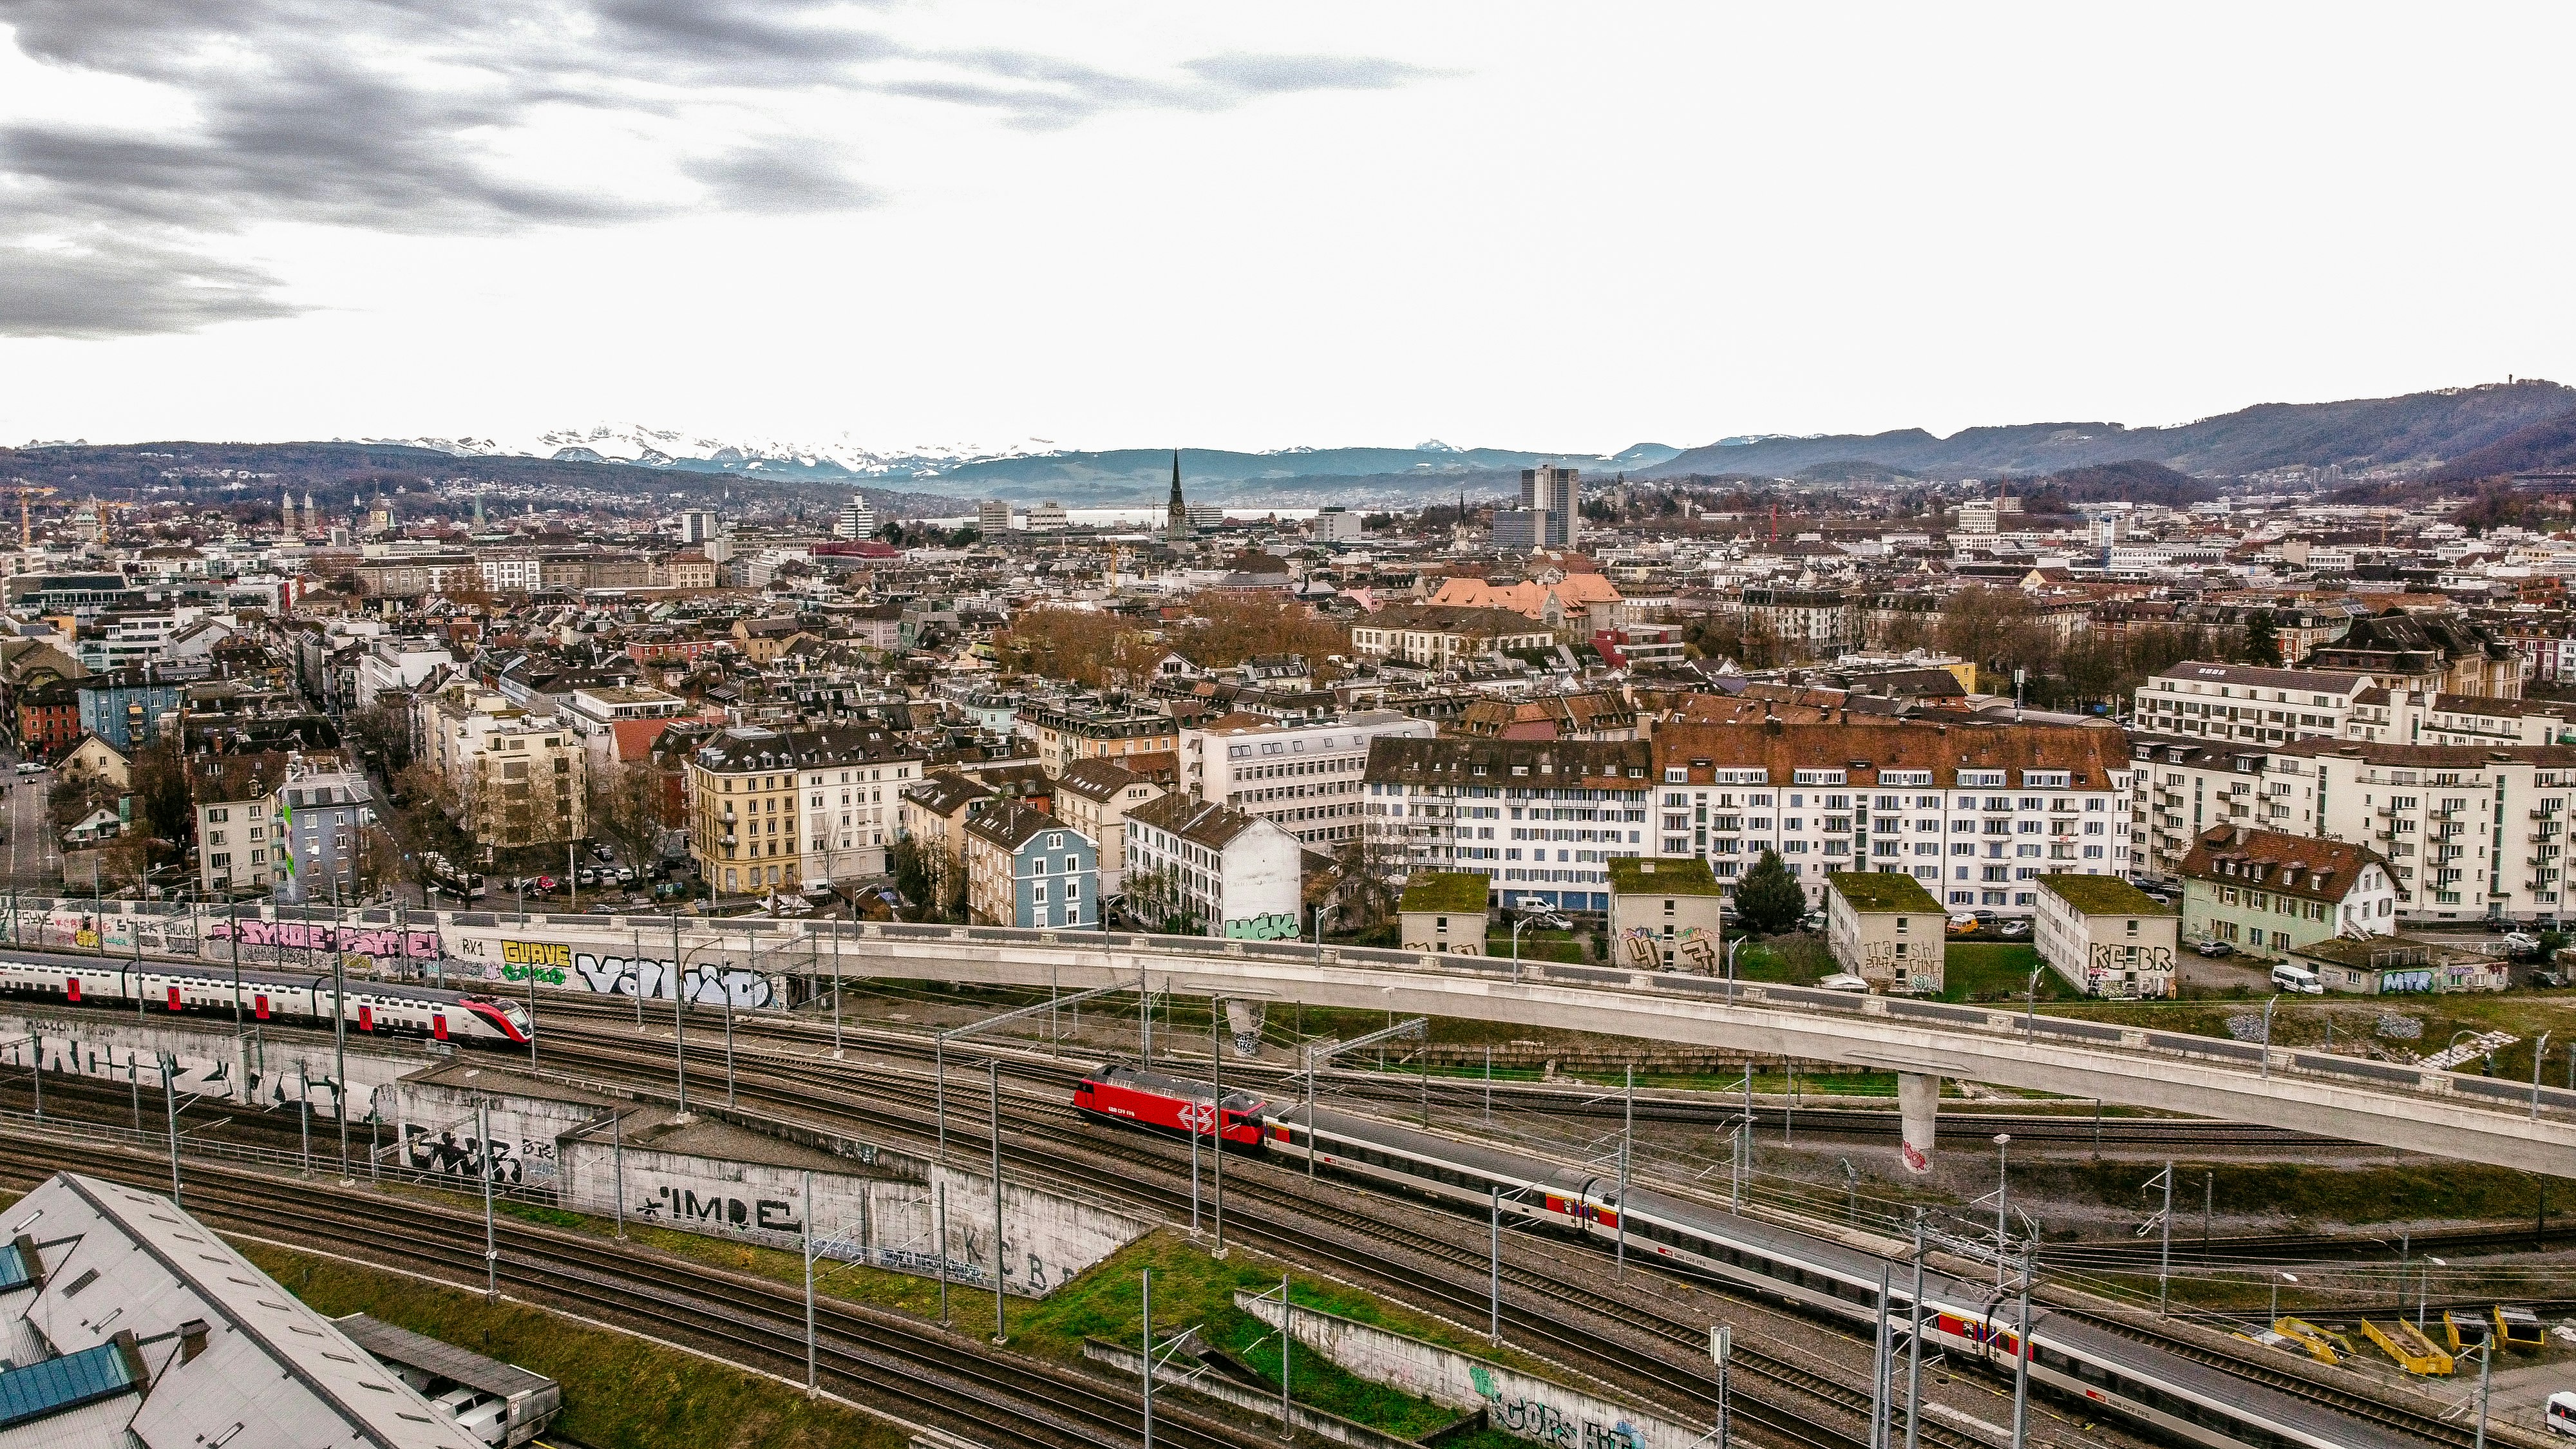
top-left (1643, 380), bottom-right (2575, 481)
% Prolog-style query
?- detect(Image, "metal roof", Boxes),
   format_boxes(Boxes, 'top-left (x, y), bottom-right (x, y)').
top-left (0, 1340), bottom-right (138, 1430)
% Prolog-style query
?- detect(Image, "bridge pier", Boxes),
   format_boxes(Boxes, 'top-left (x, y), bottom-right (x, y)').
top-left (1222, 999), bottom-right (1265, 1058)
top-left (1898, 1072), bottom-right (1938, 1175)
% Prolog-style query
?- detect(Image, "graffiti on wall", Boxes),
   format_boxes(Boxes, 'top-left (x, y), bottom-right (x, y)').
top-left (209, 919), bottom-right (442, 960)
top-left (402, 1124), bottom-right (530, 1183)
top-left (1619, 928), bottom-right (1658, 968)
top-left (1467, 1366), bottom-right (1646, 1449)
top-left (1675, 926), bottom-right (1718, 972)
top-left (0, 1016), bottom-right (385, 1119)
top-left (1222, 913), bottom-right (1298, 942)
top-left (2087, 943), bottom-right (2174, 974)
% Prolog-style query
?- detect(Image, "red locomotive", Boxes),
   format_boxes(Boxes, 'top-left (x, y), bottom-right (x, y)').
top-left (1074, 1063), bottom-right (1269, 1148)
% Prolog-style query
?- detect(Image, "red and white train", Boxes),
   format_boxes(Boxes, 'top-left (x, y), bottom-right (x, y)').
top-left (1074, 1062), bottom-right (2422, 1449)
top-left (0, 949), bottom-right (532, 1045)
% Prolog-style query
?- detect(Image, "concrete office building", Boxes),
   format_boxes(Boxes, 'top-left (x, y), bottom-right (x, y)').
top-left (1519, 464), bottom-right (1580, 549)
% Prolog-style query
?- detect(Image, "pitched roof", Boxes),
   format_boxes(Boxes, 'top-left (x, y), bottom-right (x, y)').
top-left (1365, 735), bottom-right (1649, 790)
top-left (1651, 719), bottom-right (2126, 788)
top-left (965, 799), bottom-right (1077, 853)
top-left (2175, 826), bottom-right (2393, 903)
top-left (1128, 792), bottom-right (1270, 851)
top-left (2150, 661), bottom-right (2371, 693)
top-left (1056, 757), bottom-right (1159, 803)
top-left (902, 769), bottom-right (993, 818)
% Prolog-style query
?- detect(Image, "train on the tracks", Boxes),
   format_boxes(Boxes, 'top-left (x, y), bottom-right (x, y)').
top-left (0, 949), bottom-right (533, 1045)
top-left (1074, 1063), bottom-right (2423, 1449)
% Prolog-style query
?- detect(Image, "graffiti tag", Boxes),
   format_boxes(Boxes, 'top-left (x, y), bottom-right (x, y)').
top-left (209, 920), bottom-right (440, 960)
top-left (1222, 913), bottom-right (1299, 942)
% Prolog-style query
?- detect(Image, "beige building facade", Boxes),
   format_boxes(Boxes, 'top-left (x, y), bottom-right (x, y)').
top-left (1823, 871), bottom-right (1946, 992)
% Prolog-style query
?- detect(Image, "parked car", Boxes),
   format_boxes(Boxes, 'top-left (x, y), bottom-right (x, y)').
top-left (576, 867), bottom-right (600, 887)
top-left (1998, 918), bottom-right (2032, 938)
top-left (13, 761), bottom-right (43, 775)
top-left (2501, 931), bottom-right (2544, 957)
top-left (1946, 913), bottom-right (1981, 935)
top-left (2194, 938), bottom-right (2234, 957)
top-left (2532, 969), bottom-right (2569, 989)
top-left (591, 842), bottom-right (615, 862)
top-left (614, 865), bottom-right (638, 885)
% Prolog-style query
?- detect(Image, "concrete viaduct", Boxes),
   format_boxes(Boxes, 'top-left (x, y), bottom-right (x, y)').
top-left (387, 911), bottom-right (2576, 1179)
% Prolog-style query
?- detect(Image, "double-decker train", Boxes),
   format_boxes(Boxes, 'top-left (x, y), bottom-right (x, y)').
top-left (1075, 1063), bottom-right (2423, 1449)
top-left (0, 949), bottom-right (532, 1045)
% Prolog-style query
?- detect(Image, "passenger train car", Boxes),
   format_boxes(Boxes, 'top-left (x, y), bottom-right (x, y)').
top-left (0, 949), bottom-right (532, 1045)
top-left (1079, 1064), bottom-right (2425, 1449)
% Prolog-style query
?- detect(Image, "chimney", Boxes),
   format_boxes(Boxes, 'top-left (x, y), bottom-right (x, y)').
top-left (179, 1318), bottom-right (211, 1364)
top-left (2232, 827), bottom-right (2247, 846)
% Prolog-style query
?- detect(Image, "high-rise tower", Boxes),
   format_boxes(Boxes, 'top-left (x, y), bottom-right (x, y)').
top-left (1164, 450), bottom-right (1189, 541)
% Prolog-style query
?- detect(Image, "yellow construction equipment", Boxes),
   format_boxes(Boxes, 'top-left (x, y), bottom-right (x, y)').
top-left (2269, 1318), bottom-right (2342, 1365)
top-left (2496, 1304), bottom-right (2546, 1350)
top-left (2362, 1319), bottom-right (2454, 1376)
top-left (2441, 1308), bottom-right (2492, 1355)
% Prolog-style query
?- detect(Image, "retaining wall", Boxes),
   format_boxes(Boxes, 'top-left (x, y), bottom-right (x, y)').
top-left (0, 1008), bottom-right (419, 1120)
top-left (1236, 1293), bottom-right (1693, 1449)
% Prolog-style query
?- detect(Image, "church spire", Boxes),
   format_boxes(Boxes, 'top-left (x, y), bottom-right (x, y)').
top-left (1165, 448), bottom-right (1188, 541)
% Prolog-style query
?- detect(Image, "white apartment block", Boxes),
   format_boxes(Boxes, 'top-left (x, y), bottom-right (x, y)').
top-left (415, 680), bottom-right (589, 849)
top-left (2342, 687), bottom-right (2570, 748)
top-left (1654, 722), bottom-right (2132, 916)
top-left (2135, 733), bottom-right (2576, 923)
top-left (1182, 710), bottom-right (1434, 849)
top-left (2130, 663), bottom-right (2374, 745)
top-left (1361, 738), bottom-right (1650, 913)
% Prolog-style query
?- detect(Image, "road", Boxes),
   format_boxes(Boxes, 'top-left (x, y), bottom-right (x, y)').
top-left (0, 761), bottom-right (57, 889)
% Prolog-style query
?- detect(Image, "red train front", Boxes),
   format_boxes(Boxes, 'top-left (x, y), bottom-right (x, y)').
top-left (1074, 1063), bottom-right (1268, 1148)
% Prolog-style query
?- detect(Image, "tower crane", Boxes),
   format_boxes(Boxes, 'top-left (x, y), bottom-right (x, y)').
top-left (0, 484), bottom-right (57, 547)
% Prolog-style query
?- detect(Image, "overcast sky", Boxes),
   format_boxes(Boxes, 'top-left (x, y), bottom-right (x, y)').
top-left (3, 2), bottom-right (2572, 457)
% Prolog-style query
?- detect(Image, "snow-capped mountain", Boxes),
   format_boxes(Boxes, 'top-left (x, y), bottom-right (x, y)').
top-left (369, 426), bottom-right (1061, 480)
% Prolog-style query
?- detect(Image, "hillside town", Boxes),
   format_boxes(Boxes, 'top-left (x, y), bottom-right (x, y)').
top-left (0, 459), bottom-right (2570, 1004)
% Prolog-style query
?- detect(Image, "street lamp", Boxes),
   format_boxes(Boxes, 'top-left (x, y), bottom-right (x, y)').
top-left (2420, 1256), bottom-right (2445, 1327)
top-left (2260, 994), bottom-right (2280, 1079)
top-left (2268, 1270), bottom-right (2296, 1328)
top-left (1508, 900), bottom-right (1570, 981)
top-left (1311, 904), bottom-right (1334, 964)
top-left (1992, 1133), bottom-right (2012, 1287)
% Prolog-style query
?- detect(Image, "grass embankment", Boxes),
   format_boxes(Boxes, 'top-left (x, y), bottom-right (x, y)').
top-left (480, 1198), bottom-right (1535, 1443)
top-left (2028, 1158), bottom-right (2561, 1229)
top-left (1484, 927), bottom-right (1585, 964)
top-left (238, 1243), bottom-right (908, 1449)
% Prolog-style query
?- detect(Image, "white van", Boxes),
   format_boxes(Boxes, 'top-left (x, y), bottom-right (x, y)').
top-left (2270, 962), bottom-right (2324, 994)
top-left (2546, 1389), bottom-right (2575, 1437)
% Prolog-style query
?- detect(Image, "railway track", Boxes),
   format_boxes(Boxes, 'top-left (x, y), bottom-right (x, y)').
top-left (533, 1016), bottom-right (2135, 1449)
top-left (0, 1131), bottom-right (1265, 1449)
top-left (2061, 1309), bottom-right (2486, 1449)
top-left (536, 1000), bottom-right (2496, 1449)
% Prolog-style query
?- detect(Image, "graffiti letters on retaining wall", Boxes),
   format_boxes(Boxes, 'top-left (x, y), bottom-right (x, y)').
top-left (401, 1124), bottom-right (534, 1183)
top-left (511, 941), bottom-right (777, 1007)
top-left (0, 1018), bottom-right (384, 1119)
top-left (1222, 913), bottom-right (1298, 942)
top-left (1469, 1367), bottom-right (1644, 1449)
top-left (2087, 943), bottom-right (2175, 974)
top-left (208, 919), bottom-right (442, 959)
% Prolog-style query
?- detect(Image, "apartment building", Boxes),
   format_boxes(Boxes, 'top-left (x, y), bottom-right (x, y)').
top-left (1347, 605), bottom-right (1554, 667)
top-left (1649, 719), bottom-right (2133, 915)
top-left (2342, 688), bottom-right (2570, 747)
top-left (1362, 737), bottom-right (1651, 913)
top-left (1019, 694), bottom-right (1179, 777)
top-left (1741, 588), bottom-right (1857, 653)
top-left (198, 791), bottom-right (277, 896)
top-left (272, 764), bottom-right (377, 905)
top-left (1123, 794), bottom-right (1302, 938)
top-left (1053, 759), bottom-right (1164, 894)
top-left (2177, 828), bottom-right (2398, 957)
top-left (963, 802), bottom-right (1097, 930)
top-left (687, 722), bottom-right (922, 895)
top-left (2141, 733), bottom-right (2576, 923)
top-left (1182, 709), bottom-right (1432, 850)
top-left (2032, 874), bottom-right (2178, 998)
top-left (2129, 663), bottom-right (2375, 745)
top-left (896, 770), bottom-right (995, 906)
top-left (415, 680), bottom-right (587, 850)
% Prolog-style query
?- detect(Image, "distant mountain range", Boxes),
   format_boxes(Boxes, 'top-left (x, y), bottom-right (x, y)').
top-left (16, 380), bottom-right (2570, 518)
top-left (1642, 380), bottom-right (2575, 482)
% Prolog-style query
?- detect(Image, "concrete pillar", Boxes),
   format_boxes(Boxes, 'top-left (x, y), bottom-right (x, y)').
top-left (1898, 1072), bottom-right (1938, 1175)
top-left (1222, 999), bottom-right (1265, 1057)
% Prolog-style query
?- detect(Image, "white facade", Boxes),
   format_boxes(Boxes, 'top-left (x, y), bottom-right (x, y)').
top-left (1314, 507), bottom-right (1363, 544)
top-left (1027, 502), bottom-right (1068, 531)
top-left (2130, 663), bottom-right (2374, 745)
top-left (800, 754), bottom-right (922, 885)
top-left (1184, 710), bottom-right (1434, 849)
top-left (2033, 881), bottom-right (2179, 999)
top-left (1125, 804), bottom-right (1303, 938)
top-left (1656, 770), bottom-right (2131, 914)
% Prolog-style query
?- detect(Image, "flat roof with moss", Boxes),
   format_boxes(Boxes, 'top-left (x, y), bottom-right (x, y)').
top-left (1605, 857), bottom-right (1724, 896)
top-left (2037, 873), bottom-right (2175, 916)
top-left (1824, 871), bottom-right (1941, 913)
top-left (1398, 871), bottom-right (1493, 914)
